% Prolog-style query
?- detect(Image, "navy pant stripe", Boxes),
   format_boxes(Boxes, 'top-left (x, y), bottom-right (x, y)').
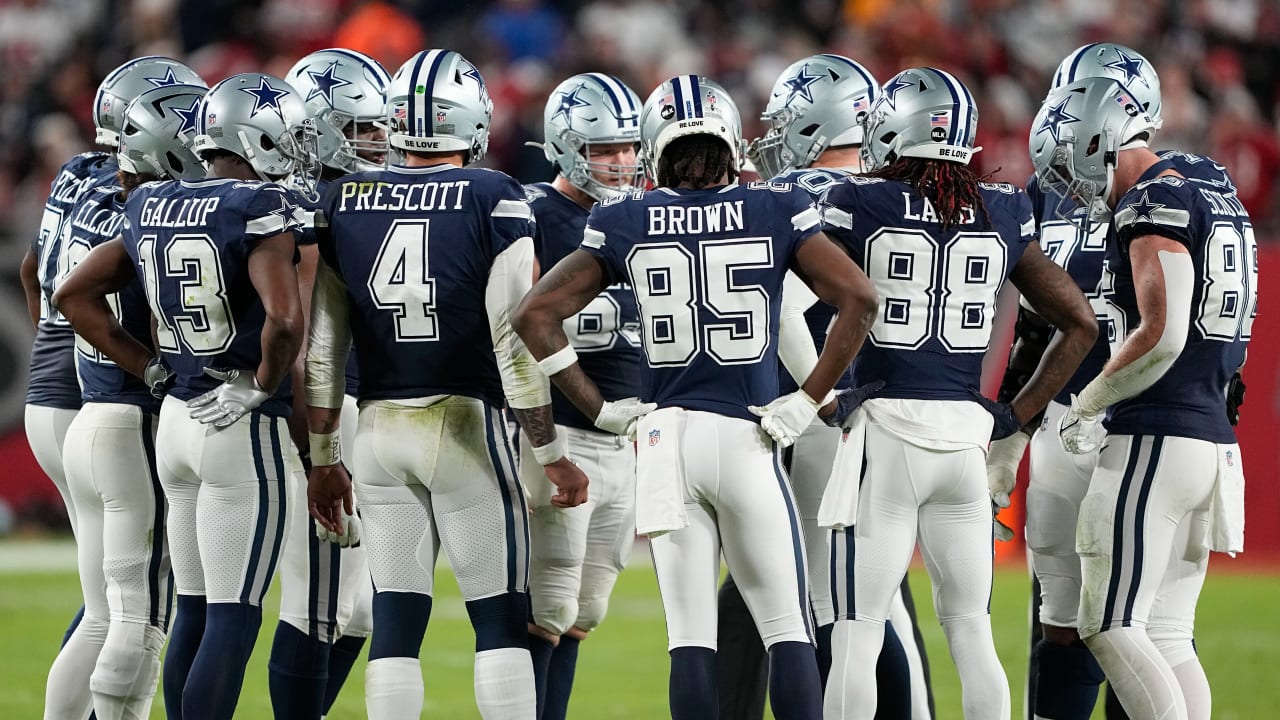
top-left (482, 406), bottom-right (518, 593)
top-left (243, 411), bottom-right (270, 603)
top-left (259, 416), bottom-right (289, 599)
top-left (828, 529), bottom-right (840, 619)
top-left (772, 447), bottom-right (813, 642)
top-left (1102, 435), bottom-right (1146, 628)
top-left (496, 417), bottom-right (530, 588)
top-left (1122, 435), bottom-right (1164, 626)
top-left (141, 411), bottom-right (166, 627)
top-left (307, 521), bottom-right (321, 638)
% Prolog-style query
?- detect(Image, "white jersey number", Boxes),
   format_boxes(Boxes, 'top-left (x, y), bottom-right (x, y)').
top-left (35, 205), bottom-right (67, 325)
top-left (368, 219), bottom-right (439, 342)
top-left (1197, 222), bottom-right (1258, 342)
top-left (626, 238), bottom-right (773, 366)
top-left (864, 228), bottom-right (1008, 352)
top-left (64, 236), bottom-right (120, 363)
top-left (137, 234), bottom-right (236, 355)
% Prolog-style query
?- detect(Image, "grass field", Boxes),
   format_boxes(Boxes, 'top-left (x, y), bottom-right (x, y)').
top-left (2, 539), bottom-right (1276, 719)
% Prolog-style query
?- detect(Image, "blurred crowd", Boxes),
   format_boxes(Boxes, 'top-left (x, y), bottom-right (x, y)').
top-left (1, 0), bottom-right (1279, 258)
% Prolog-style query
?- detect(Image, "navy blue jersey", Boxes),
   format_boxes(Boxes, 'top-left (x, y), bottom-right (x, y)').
top-left (772, 167), bottom-right (857, 394)
top-left (316, 164), bottom-right (534, 407)
top-left (526, 182), bottom-right (641, 431)
top-left (582, 182), bottom-right (822, 422)
top-left (26, 152), bottom-right (117, 409)
top-left (1103, 160), bottom-right (1253, 443)
top-left (64, 184), bottom-right (159, 411)
top-left (822, 177), bottom-right (1035, 400)
top-left (1026, 175), bottom-right (1112, 404)
top-left (121, 178), bottom-right (302, 416)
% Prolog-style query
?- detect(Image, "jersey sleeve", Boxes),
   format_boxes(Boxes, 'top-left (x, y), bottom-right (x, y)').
top-left (487, 176), bottom-right (536, 259)
top-left (1112, 179), bottom-right (1196, 251)
top-left (314, 181), bottom-right (345, 272)
top-left (242, 184), bottom-right (302, 248)
top-left (581, 202), bottom-right (627, 286)
top-left (818, 180), bottom-right (859, 255)
top-left (1011, 189), bottom-right (1037, 245)
top-left (781, 185), bottom-right (823, 246)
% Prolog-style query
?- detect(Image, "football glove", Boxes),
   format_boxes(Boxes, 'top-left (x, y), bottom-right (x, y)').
top-left (986, 431), bottom-right (1030, 508)
top-left (1058, 393), bottom-right (1103, 455)
top-left (143, 357), bottom-right (174, 399)
top-left (993, 502), bottom-right (1015, 542)
top-left (594, 397), bottom-right (657, 440)
top-left (315, 507), bottom-right (361, 548)
top-left (1226, 371), bottom-right (1246, 426)
top-left (822, 381), bottom-right (885, 430)
top-left (969, 390), bottom-right (1023, 441)
top-left (750, 389), bottom-right (829, 449)
top-left (188, 368), bottom-right (269, 428)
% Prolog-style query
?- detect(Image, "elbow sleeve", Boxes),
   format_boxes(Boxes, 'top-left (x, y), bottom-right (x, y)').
top-left (489, 238), bottom-right (551, 410)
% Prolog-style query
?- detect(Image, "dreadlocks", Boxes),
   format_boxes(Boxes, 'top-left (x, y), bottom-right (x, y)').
top-left (868, 157), bottom-right (990, 230)
top-left (657, 135), bottom-right (737, 189)
top-left (116, 169), bottom-right (159, 196)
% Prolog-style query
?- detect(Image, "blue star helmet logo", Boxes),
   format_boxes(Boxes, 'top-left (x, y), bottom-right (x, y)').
top-left (1104, 49), bottom-right (1147, 86)
top-left (1037, 97), bottom-right (1081, 143)
top-left (241, 76), bottom-right (290, 120)
top-left (552, 84), bottom-right (592, 128)
top-left (173, 97), bottom-right (201, 138)
top-left (146, 68), bottom-right (181, 88)
top-left (462, 65), bottom-right (484, 88)
top-left (1128, 191), bottom-right (1165, 223)
top-left (882, 74), bottom-right (916, 109)
top-left (305, 61), bottom-right (352, 107)
top-left (782, 64), bottom-right (822, 106)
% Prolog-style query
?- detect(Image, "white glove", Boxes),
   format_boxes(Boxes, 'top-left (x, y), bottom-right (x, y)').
top-left (986, 432), bottom-right (1030, 508)
top-left (749, 389), bottom-right (828, 448)
top-left (315, 508), bottom-right (361, 548)
top-left (188, 368), bottom-right (270, 428)
top-left (594, 397), bottom-right (657, 440)
top-left (1058, 393), bottom-right (1103, 455)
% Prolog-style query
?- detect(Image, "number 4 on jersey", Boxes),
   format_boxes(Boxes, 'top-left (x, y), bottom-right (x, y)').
top-left (368, 219), bottom-right (439, 342)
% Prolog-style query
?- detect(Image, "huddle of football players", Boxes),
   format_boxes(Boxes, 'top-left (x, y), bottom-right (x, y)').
top-left (28, 33), bottom-right (1248, 720)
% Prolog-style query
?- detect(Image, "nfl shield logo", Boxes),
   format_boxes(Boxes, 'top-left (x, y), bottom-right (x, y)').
top-left (207, 112), bottom-right (216, 125)
top-left (648, 429), bottom-right (661, 446)
top-left (436, 110), bottom-right (447, 123)
top-left (1226, 450), bottom-right (1234, 467)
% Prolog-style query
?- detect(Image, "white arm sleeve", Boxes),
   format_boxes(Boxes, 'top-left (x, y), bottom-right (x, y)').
top-left (488, 236), bottom-right (551, 410)
top-left (304, 258), bottom-right (352, 409)
top-left (1077, 250), bottom-right (1192, 413)
top-left (778, 271), bottom-right (821, 387)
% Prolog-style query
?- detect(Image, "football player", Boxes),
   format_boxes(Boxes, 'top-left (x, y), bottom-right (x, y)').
top-left (1029, 76), bottom-right (1252, 720)
top-left (46, 72), bottom-right (316, 720)
top-left (302, 49), bottom-right (588, 720)
top-left (21, 57), bottom-right (201, 673)
top-left (993, 43), bottom-right (1241, 720)
top-left (522, 72), bottom-right (644, 720)
top-left (819, 67), bottom-right (1097, 720)
top-left (267, 47), bottom-right (389, 720)
top-left (513, 74), bottom-right (879, 720)
top-left (48, 82), bottom-right (206, 720)
top-left (716, 53), bottom-right (933, 720)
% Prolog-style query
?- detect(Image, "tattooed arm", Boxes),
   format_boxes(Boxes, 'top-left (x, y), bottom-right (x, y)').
top-left (1006, 240), bottom-right (1098, 424)
top-left (512, 249), bottom-right (612, 421)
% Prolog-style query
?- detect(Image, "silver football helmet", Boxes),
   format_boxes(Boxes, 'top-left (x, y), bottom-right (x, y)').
top-left (539, 73), bottom-right (642, 200)
top-left (94, 56), bottom-right (205, 148)
top-left (286, 48), bottom-right (391, 173)
top-left (748, 54), bottom-right (879, 179)
top-left (639, 75), bottom-right (743, 181)
top-left (192, 73), bottom-right (320, 194)
top-left (1052, 43), bottom-right (1162, 131)
top-left (1029, 77), bottom-right (1158, 224)
top-left (116, 84), bottom-right (208, 180)
top-left (861, 67), bottom-right (980, 171)
top-left (385, 50), bottom-right (492, 163)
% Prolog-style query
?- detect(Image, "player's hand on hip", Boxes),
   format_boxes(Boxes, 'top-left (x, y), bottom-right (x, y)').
top-left (187, 368), bottom-right (269, 428)
top-left (986, 431), bottom-right (1030, 508)
top-left (143, 357), bottom-right (174, 399)
top-left (969, 390), bottom-right (1024, 440)
top-left (1226, 370), bottom-right (1246, 426)
top-left (594, 397), bottom-right (657, 440)
top-left (545, 457), bottom-right (589, 508)
top-left (821, 380), bottom-right (885, 430)
top-left (750, 389), bottom-right (828, 448)
top-left (1058, 393), bottom-right (1102, 454)
top-left (308, 462), bottom-right (355, 537)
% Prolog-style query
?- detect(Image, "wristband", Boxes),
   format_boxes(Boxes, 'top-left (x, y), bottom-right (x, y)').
top-left (309, 430), bottom-right (342, 466)
top-left (531, 435), bottom-right (566, 465)
top-left (537, 345), bottom-right (579, 377)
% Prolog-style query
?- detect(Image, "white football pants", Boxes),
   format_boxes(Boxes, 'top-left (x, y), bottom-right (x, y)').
top-left (26, 403), bottom-right (79, 533)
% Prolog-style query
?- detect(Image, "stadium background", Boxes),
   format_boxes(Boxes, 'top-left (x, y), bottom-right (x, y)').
top-left (0, 1), bottom-right (1276, 717)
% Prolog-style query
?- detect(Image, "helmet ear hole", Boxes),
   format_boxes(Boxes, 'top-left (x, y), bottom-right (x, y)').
top-left (261, 134), bottom-right (276, 151)
top-left (798, 123), bottom-right (820, 137)
top-left (167, 151), bottom-right (184, 175)
top-left (1087, 134), bottom-right (1100, 155)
